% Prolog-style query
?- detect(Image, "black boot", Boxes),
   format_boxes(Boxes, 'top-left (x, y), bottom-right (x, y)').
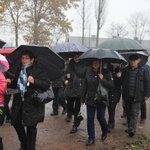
top-left (70, 125), bottom-right (77, 134)
top-left (0, 137), bottom-right (3, 150)
top-left (121, 108), bottom-right (126, 118)
top-left (108, 123), bottom-right (115, 133)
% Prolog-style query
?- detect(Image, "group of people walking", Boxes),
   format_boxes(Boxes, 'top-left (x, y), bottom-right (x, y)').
top-left (50, 53), bottom-right (150, 146)
top-left (0, 51), bottom-right (150, 150)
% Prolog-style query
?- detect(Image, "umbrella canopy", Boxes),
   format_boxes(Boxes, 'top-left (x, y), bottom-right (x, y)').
top-left (0, 54), bottom-right (9, 72)
top-left (79, 48), bottom-right (127, 64)
top-left (119, 50), bottom-right (149, 64)
top-left (52, 42), bottom-right (89, 58)
top-left (98, 37), bottom-right (145, 52)
top-left (0, 48), bottom-right (16, 55)
top-left (0, 40), bottom-right (6, 48)
top-left (6, 45), bottom-right (65, 81)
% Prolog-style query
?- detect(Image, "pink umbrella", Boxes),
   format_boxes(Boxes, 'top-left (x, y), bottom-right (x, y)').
top-left (0, 54), bottom-right (9, 72)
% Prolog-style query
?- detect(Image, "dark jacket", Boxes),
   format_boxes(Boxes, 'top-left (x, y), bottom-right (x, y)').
top-left (64, 60), bottom-right (87, 98)
top-left (52, 77), bottom-right (64, 88)
top-left (10, 61), bottom-right (50, 126)
top-left (81, 68), bottom-right (114, 106)
top-left (108, 65), bottom-right (122, 103)
top-left (122, 64), bottom-right (150, 102)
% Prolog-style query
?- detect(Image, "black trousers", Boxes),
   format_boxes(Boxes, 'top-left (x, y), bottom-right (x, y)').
top-left (67, 97), bottom-right (81, 121)
top-left (140, 101), bottom-right (146, 119)
top-left (52, 87), bottom-right (67, 113)
top-left (4, 94), bottom-right (11, 120)
top-left (108, 102), bottom-right (118, 125)
top-left (13, 108), bottom-right (37, 150)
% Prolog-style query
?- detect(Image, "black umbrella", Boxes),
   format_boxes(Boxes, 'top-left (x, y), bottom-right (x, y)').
top-left (52, 42), bottom-right (89, 58)
top-left (119, 51), bottom-right (149, 64)
top-left (79, 48), bottom-right (127, 64)
top-left (0, 39), bottom-right (6, 48)
top-left (6, 45), bottom-right (65, 81)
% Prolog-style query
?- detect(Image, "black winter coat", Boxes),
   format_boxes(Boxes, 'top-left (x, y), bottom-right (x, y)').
top-left (10, 61), bottom-right (50, 126)
top-left (108, 65), bottom-right (122, 103)
top-left (122, 65), bottom-right (150, 102)
top-left (81, 68), bottom-right (114, 106)
top-left (52, 77), bottom-right (64, 88)
top-left (64, 60), bottom-right (87, 98)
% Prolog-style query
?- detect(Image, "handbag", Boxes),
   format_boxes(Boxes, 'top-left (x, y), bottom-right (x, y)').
top-left (94, 82), bottom-right (109, 106)
top-left (32, 88), bottom-right (55, 104)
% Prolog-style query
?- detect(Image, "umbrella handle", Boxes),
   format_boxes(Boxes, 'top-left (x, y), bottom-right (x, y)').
top-left (100, 60), bottom-right (102, 74)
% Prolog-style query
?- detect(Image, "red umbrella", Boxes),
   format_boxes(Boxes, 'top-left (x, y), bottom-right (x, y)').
top-left (0, 48), bottom-right (16, 55)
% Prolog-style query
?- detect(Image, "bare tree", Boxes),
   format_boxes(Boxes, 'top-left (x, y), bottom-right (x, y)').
top-left (95, 0), bottom-right (107, 47)
top-left (105, 22), bottom-right (128, 38)
top-left (128, 12), bottom-right (149, 43)
top-left (74, 0), bottom-right (93, 46)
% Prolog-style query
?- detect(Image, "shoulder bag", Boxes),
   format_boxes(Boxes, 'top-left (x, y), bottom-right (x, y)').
top-left (32, 87), bottom-right (55, 104)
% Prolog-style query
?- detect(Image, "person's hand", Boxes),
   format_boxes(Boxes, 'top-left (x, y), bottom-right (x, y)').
top-left (64, 80), bottom-right (68, 85)
top-left (81, 102), bottom-right (85, 105)
top-left (98, 74), bottom-right (103, 80)
top-left (145, 97), bottom-right (149, 101)
top-left (28, 76), bottom-right (34, 84)
top-left (6, 78), bottom-right (11, 84)
top-left (116, 72), bottom-right (122, 77)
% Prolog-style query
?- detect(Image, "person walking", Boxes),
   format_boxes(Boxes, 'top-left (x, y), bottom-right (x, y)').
top-left (122, 54), bottom-right (150, 137)
top-left (50, 77), bottom-right (67, 116)
top-left (64, 55), bottom-right (87, 133)
top-left (138, 57), bottom-right (150, 124)
top-left (6, 50), bottom-right (50, 150)
top-left (81, 59), bottom-right (114, 146)
top-left (107, 63), bottom-right (122, 132)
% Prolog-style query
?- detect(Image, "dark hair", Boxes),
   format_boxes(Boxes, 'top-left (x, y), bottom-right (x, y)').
top-left (21, 50), bottom-right (35, 59)
top-left (129, 54), bottom-right (140, 60)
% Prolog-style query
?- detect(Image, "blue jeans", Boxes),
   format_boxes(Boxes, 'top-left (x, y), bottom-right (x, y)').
top-left (86, 104), bottom-right (108, 140)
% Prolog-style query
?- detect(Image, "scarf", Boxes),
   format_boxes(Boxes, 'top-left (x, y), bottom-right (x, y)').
top-left (17, 63), bottom-right (32, 98)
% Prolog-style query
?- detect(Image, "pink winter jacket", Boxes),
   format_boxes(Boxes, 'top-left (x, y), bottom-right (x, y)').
top-left (0, 72), bottom-right (7, 105)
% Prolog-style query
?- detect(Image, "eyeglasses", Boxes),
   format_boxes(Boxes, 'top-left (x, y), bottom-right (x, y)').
top-left (21, 57), bottom-right (30, 60)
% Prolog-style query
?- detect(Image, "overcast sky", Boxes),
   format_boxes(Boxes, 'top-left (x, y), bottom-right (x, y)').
top-left (67, 0), bottom-right (150, 38)
top-left (1, 0), bottom-right (150, 46)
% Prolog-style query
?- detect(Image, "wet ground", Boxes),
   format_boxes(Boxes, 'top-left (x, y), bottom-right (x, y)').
top-left (1, 100), bottom-right (150, 150)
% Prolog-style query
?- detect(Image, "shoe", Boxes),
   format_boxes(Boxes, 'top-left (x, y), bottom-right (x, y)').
top-left (5, 119), bottom-right (11, 123)
top-left (0, 123), bottom-right (3, 126)
top-left (121, 113), bottom-right (126, 118)
top-left (122, 122), bottom-right (127, 126)
top-left (125, 129), bottom-right (130, 133)
top-left (140, 119), bottom-right (146, 124)
top-left (70, 125), bottom-right (77, 134)
top-left (65, 116), bottom-right (72, 122)
top-left (50, 112), bottom-right (58, 116)
top-left (108, 123), bottom-right (115, 133)
top-left (86, 139), bottom-right (95, 146)
top-left (129, 131), bottom-right (135, 137)
top-left (62, 108), bottom-right (67, 115)
top-left (101, 133), bottom-right (107, 141)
